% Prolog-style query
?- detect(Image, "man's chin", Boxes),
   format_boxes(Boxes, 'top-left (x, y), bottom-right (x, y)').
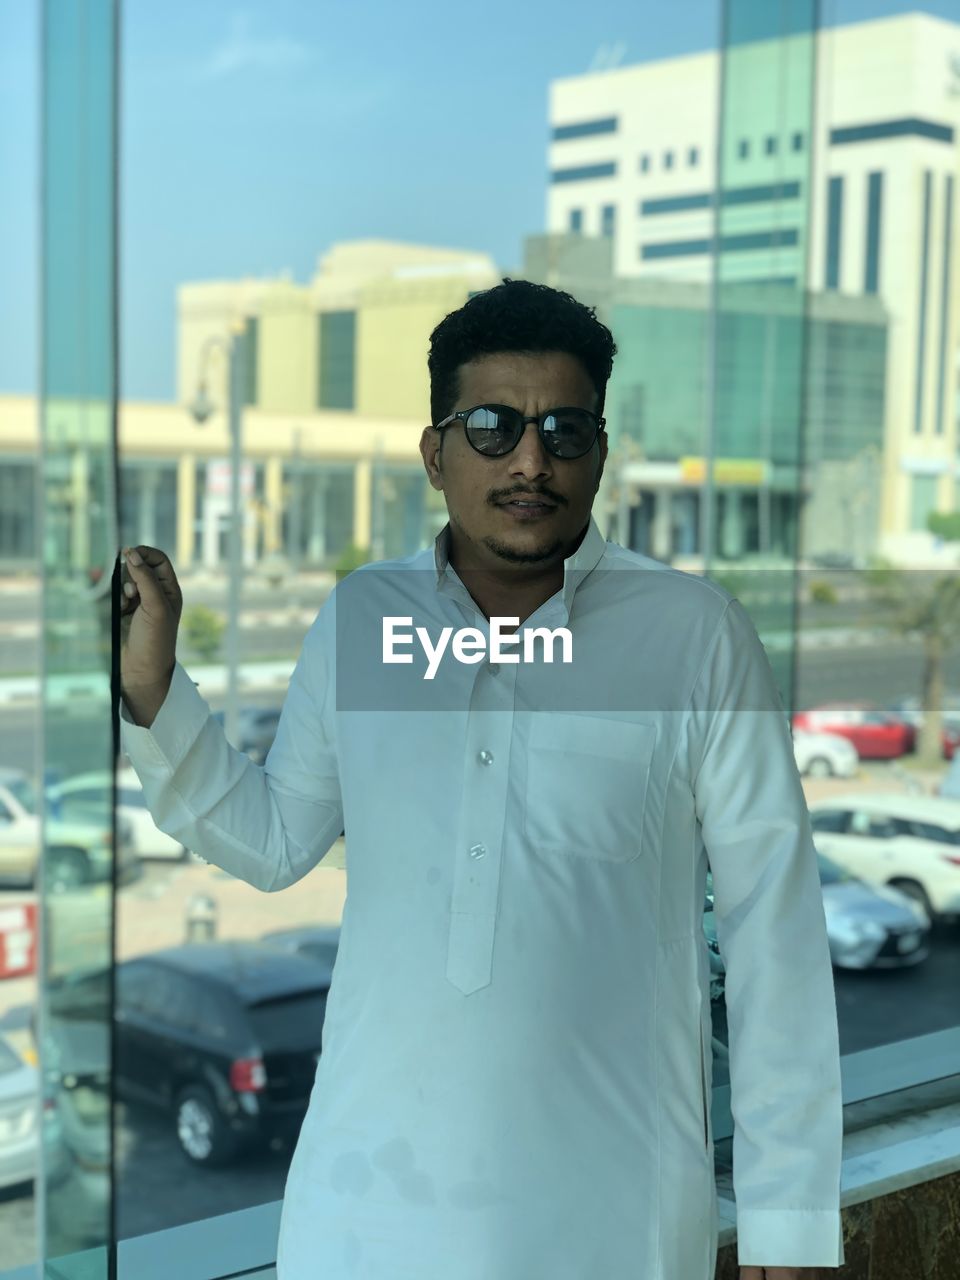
top-left (481, 533), bottom-right (565, 565)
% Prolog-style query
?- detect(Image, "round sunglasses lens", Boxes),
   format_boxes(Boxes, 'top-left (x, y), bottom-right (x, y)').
top-left (465, 407), bottom-right (518, 455)
top-left (543, 410), bottom-right (596, 457)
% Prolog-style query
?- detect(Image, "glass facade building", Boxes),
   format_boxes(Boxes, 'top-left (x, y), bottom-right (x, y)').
top-left (2, 2), bottom-right (959, 1277)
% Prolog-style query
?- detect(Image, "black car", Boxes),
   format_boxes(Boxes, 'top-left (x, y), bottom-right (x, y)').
top-left (115, 943), bottom-right (331, 1166)
top-left (258, 925), bottom-right (341, 978)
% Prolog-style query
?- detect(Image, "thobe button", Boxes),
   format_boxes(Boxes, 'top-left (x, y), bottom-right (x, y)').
top-left (468, 843), bottom-right (487, 859)
top-left (477, 750), bottom-right (494, 766)
top-left (487, 663), bottom-right (499, 675)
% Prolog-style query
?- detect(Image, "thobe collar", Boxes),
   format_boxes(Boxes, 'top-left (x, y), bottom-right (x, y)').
top-left (432, 512), bottom-right (607, 625)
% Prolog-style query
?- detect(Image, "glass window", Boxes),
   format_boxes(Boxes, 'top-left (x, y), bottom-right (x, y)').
top-left (903, 819), bottom-right (960, 846)
top-left (737, 138), bottom-right (750, 159)
top-left (569, 207), bottom-right (583, 233)
top-left (792, 131), bottom-right (804, 151)
top-left (910, 474), bottom-right (938, 531)
top-left (317, 310), bottom-right (356, 410)
top-left (245, 989), bottom-right (329, 1046)
top-left (139, 968), bottom-right (201, 1031)
top-left (117, 961), bottom-right (156, 1014)
top-left (639, 153), bottom-right (651, 173)
top-left (865, 171), bottom-right (884, 295)
top-left (688, 146), bottom-right (700, 166)
top-left (764, 134), bottom-right (778, 155)
top-left (600, 204), bottom-right (616, 237)
top-left (811, 810), bottom-right (850, 833)
top-left (826, 175), bottom-right (844, 290)
top-left (663, 149), bottom-right (674, 170)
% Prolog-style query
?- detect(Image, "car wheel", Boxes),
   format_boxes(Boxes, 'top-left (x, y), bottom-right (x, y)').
top-left (887, 879), bottom-right (935, 922)
top-left (806, 756), bottom-right (834, 778)
top-left (44, 848), bottom-right (90, 893)
top-left (174, 1083), bottom-right (241, 1167)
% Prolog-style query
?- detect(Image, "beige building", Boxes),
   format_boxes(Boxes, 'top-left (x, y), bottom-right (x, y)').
top-left (0, 243), bottom-right (505, 575)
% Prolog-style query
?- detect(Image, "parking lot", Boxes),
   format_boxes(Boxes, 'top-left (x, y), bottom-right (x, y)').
top-left (1, 759), bottom-right (958, 1269)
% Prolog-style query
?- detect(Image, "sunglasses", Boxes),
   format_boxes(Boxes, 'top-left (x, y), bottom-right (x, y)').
top-left (434, 403), bottom-right (605, 460)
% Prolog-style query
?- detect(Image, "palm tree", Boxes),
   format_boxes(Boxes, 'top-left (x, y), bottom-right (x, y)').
top-left (864, 559), bottom-right (960, 768)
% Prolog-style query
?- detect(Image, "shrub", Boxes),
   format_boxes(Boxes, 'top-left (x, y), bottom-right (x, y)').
top-left (180, 603), bottom-right (226, 663)
top-left (808, 579), bottom-right (837, 605)
top-left (335, 544), bottom-right (372, 580)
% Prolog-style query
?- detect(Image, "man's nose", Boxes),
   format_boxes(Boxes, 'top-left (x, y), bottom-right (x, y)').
top-left (509, 419), bottom-right (553, 474)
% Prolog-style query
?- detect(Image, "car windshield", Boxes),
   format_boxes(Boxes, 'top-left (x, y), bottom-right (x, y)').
top-left (905, 820), bottom-right (960, 847)
top-left (245, 990), bottom-right (328, 1048)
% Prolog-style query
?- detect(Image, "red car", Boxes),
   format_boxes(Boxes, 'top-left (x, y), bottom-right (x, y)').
top-left (793, 704), bottom-right (959, 760)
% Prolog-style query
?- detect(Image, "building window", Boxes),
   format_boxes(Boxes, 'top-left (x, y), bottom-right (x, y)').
top-left (663, 150), bottom-right (674, 170)
top-left (639, 153), bottom-right (651, 173)
top-left (551, 117), bottom-right (617, 141)
top-left (550, 162), bottom-right (617, 183)
top-left (569, 208), bottom-right (583, 233)
top-left (601, 204), bottom-right (616, 237)
top-left (935, 174), bottom-right (955, 435)
top-left (914, 170), bottom-right (932, 432)
top-left (317, 310), bottom-right (356, 410)
top-left (688, 146), bottom-right (699, 167)
top-left (909, 473), bottom-right (938, 530)
top-left (737, 139), bottom-right (749, 159)
top-left (240, 317), bottom-right (258, 406)
top-left (765, 135), bottom-right (778, 155)
top-left (826, 175), bottom-right (844, 290)
top-left (792, 131), bottom-right (804, 152)
top-left (864, 171), bottom-right (884, 296)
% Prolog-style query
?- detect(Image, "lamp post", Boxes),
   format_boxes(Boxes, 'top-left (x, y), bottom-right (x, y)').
top-left (188, 325), bottom-right (247, 755)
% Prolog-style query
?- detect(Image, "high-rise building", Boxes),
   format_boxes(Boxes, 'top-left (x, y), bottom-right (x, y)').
top-left (546, 11), bottom-right (960, 561)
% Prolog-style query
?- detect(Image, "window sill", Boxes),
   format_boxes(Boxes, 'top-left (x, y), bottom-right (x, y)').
top-left (715, 1074), bottom-right (960, 1248)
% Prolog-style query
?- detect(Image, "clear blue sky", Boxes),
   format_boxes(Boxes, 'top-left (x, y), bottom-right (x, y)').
top-left (1, 1), bottom-right (957, 401)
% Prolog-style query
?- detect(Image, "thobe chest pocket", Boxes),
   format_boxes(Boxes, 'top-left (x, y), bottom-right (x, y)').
top-left (523, 714), bottom-right (657, 862)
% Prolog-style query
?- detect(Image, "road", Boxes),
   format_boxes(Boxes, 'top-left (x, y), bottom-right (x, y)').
top-left (2, 639), bottom-right (960, 780)
top-left (2, 581), bottom-right (960, 1267)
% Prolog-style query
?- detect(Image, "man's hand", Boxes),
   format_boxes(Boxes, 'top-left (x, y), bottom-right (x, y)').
top-left (740, 1269), bottom-right (825, 1279)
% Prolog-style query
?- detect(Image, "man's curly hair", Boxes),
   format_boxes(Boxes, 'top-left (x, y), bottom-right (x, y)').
top-left (427, 278), bottom-right (617, 429)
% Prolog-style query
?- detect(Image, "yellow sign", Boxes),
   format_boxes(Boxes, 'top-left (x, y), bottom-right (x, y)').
top-left (679, 456), bottom-right (767, 486)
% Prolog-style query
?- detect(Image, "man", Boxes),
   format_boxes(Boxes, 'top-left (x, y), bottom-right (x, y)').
top-left (119, 279), bottom-right (845, 1278)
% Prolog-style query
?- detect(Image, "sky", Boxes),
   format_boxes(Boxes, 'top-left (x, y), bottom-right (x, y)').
top-left (1, 1), bottom-right (958, 401)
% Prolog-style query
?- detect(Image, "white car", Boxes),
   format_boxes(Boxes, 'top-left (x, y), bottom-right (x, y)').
top-left (808, 793), bottom-right (960, 924)
top-left (49, 766), bottom-right (187, 862)
top-left (793, 729), bottom-right (859, 778)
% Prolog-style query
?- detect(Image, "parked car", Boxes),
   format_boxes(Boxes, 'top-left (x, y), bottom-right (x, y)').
top-left (793, 704), bottom-right (915, 760)
top-left (702, 853), bottom-right (930, 983)
top-left (114, 943), bottom-right (332, 1166)
top-left (700, 891), bottom-right (725, 1004)
top-left (796, 702), bottom-right (960, 762)
top-left (792, 729), bottom-right (859, 778)
top-left (0, 1032), bottom-right (39, 1191)
top-left (815, 850), bottom-right (931, 967)
top-left (211, 707), bottom-right (282, 766)
top-left (259, 925), bottom-right (341, 978)
top-left (808, 793), bottom-right (960, 924)
top-left (0, 767), bottom-right (140, 892)
top-left (49, 766), bottom-right (187, 861)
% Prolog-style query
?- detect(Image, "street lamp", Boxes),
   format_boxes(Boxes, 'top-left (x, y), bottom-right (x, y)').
top-left (187, 326), bottom-right (247, 756)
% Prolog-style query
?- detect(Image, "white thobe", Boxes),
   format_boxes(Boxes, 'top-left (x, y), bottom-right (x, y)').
top-left (120, 514), bottom-right (845, 1278)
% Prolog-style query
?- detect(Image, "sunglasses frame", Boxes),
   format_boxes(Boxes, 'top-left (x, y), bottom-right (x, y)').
top-left (434, 403), bottom-right (605, 460)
